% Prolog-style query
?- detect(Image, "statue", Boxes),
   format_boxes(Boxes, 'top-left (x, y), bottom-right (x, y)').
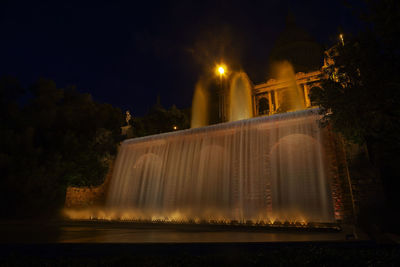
top-left (125, 110), bottom-right (132, 125)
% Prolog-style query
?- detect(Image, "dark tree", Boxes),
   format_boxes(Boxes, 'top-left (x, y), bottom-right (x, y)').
top-left (131, 104), bottom-right (190, 137)
top-left (0, 78), bottom-right (124, 218)
top-left (310, 0), bottom-right (400, 226)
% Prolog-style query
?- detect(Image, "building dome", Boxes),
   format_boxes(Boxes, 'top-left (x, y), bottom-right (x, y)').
top-left (268, 14), bottom-right (324, 77)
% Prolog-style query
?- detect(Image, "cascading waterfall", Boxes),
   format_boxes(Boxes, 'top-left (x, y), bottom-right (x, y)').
top-left (103, 108), bottom-right (335, 223)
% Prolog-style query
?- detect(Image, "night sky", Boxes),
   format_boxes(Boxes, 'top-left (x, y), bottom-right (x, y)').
top-left (1, 0), bottom-right (361, 116)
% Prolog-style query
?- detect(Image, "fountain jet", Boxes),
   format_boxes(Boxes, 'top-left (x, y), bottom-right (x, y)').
top-left (191, 79), bottom-right (210, 128)
top-left (228, 72), bottom-right (254, 122)
top-left (271, 61), bottom-right (305, 112)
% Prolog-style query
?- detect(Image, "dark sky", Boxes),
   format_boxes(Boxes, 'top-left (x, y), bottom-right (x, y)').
top-left (1, 0), bottom-right (361, 116)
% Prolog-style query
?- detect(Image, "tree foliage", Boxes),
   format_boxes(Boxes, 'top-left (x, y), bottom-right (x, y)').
top-left (131, 103), bottom-right (190, 137)
top-left (0, 77), bottom-right (124, 218)
top-left (311, 33), bottom-right (400, 145)
top-left (310, 0), bottom-right (400, 209)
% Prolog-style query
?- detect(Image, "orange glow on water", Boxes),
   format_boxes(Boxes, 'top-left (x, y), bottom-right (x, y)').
top-left (63, 208), bottom-right (314, 227)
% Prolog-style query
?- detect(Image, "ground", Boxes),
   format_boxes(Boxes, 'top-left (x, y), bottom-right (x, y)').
top-left (0, 220), bottom-right (399, 266)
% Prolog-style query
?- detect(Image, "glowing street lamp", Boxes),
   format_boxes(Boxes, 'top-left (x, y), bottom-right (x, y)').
top-left (216, 64), bottom-right (227, 77)
top-left (218, 66), bottom-right (225, 75)
top-left (215, 63), bottom-right (228, 121)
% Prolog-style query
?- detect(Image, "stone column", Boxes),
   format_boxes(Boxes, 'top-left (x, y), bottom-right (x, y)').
top-left (268, 91), bottom-right (273, 115)
top-left (304, 84), bottom-right (311, 107)
top-left (253, 94), bottom-right (257, 116)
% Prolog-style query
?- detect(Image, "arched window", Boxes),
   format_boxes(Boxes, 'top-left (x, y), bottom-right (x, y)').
top-left (309, 86), bottom-right (321, 107)
top-left (258, 97), bottom-right (269, 115)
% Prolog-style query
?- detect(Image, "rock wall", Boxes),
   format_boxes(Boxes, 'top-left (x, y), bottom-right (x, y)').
top-left (64, 163), bottom-right (113, 209)
top-left (323, 127), bottom-right (355, 223)
top-left (322, 126), bottom-right (386, 225)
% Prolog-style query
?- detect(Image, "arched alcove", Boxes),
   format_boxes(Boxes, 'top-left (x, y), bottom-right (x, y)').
top-left (269, 133), bottom-right (334, 222)
top-left (197, 145), bottom-right (229, 209)
top-left (258, 97), bottom-right (269, 115)
top-left (127, 153), bottom-right (164, 210)
top-left (309, 86), bottom-right (321, 107)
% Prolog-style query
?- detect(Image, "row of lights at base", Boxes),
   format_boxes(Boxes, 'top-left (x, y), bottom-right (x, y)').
top-left (81, 217), bottom-right (338, 229)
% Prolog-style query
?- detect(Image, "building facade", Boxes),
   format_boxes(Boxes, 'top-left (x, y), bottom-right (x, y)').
top-left (252, 70), bottom-right (324, 116)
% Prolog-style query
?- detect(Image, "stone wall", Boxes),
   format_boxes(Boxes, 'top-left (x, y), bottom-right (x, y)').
top-left (323, 127), bottom-right (355, 224)
top-left (64, 162), bottom-right (113, 209)
top-left (322, 126), bottom-right (385, 225)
